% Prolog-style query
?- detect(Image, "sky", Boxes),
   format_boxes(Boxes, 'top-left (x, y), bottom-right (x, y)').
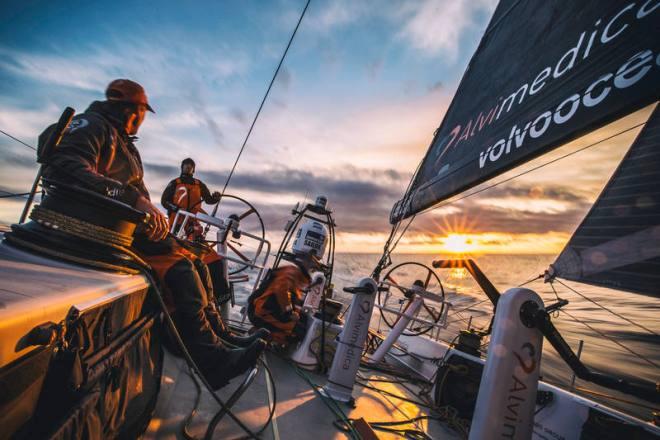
top-left (0, 0), bottom-right (653, 254)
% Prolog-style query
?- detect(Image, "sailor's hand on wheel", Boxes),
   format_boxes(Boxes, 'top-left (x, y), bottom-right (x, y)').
top-left (136, 196), bottom-right (169, 241)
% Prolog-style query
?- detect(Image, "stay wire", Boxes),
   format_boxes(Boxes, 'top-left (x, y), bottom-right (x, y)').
top-left (212, 0), bottom-right (311, 213)
top-left (549, 281), bottom-right (563, 303)
top-left (554, 278), bottom-right (658, 337)
top-left (0, 190), bottom-right (31, 199)
top-left (572, 385), bottom-right (660, 412)
top-left (517, 274), bottom-right (543, 288)
top-left (0, 129), bottom-right (36, 151)
top-left (558, 307), bottom-right (659, 369)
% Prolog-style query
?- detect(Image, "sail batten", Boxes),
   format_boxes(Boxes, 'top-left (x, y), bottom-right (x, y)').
top-left (391, 0), bottom-right (660, 223)
top-left (552, 106), bottom-right (660, 297)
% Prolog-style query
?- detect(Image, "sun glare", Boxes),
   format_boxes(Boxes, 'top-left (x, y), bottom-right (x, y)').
top-left (442, 233), bottom-right (475, 253)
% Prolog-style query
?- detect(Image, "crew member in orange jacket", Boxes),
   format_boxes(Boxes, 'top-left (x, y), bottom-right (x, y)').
top-left (161, 158), bottom-right (221, 239)
top-left (248, 220), bottom-right (327, 345)
top-left (161, 158), bottom-right (235, 306)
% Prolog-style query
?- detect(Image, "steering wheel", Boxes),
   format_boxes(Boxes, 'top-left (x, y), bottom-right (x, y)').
top-left (199, 194), bottom-right (266, 275)
top-left (377, 262), bottom-right (445, 337)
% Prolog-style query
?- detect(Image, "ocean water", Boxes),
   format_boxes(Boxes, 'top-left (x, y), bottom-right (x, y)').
top-left (236, 253), bottom-right (659, 421)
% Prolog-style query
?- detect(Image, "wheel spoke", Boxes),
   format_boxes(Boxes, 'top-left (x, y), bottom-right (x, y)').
top-left (423, 303), bottom-right (439, 322)
top-left (227, 242), bottom-right (250, 262)
top-left (424, 270), bottom-right (433, 289)
top-left (239, 207), bottom-right (255, 220)
top-left (385, 275), bottom-right (407, 293)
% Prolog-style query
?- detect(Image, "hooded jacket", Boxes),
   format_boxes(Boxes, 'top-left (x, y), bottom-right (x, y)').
top-left (42, 100), bottom-right (149, 207)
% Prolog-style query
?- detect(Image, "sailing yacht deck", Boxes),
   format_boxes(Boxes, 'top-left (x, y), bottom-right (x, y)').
top-left (146, 349), bottom-right (460, 439)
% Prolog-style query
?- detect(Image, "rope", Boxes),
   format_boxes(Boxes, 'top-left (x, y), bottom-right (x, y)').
top-left (4, 234), bottom-right (141, 274)
top-left (0, 128), bottom-right (36, 151)
top-left (30, 205), bottom-right (134, 248)
top-left (559, 308), bottom-right (659, 369)
top-left (554, 278), bottom-right (658, 337)
top-left (211, 0), bottom-right (311, 218)
top-left (292, 364), bottom-right (363, 440)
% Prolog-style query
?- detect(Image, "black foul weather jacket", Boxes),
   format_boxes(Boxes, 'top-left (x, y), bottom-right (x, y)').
top-left (39, 100), bottom-right (254, 390)
top-left (42, 100), bottom-right (149, 207)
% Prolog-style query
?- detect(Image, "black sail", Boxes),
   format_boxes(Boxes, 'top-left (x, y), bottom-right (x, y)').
top-left (391, 0), bottom-right (660, 223)
top-left (552, 105), bottom-right (660, 296)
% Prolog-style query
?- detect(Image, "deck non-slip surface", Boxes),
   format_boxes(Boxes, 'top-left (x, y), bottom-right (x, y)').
top-left (146, 349), bottom-right (459, 439)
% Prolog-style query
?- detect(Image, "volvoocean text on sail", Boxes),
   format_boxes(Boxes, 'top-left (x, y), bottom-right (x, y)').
top-left (479, 47), bottom-right (658, 169)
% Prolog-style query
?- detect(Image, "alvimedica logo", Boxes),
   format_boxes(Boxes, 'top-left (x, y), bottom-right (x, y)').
top-left (501, 342), bottom-right (538, 439)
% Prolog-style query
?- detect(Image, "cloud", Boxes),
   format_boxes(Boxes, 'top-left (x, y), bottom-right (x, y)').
top-left (305, 0), bottom-right (368, 33)
top-left (0, 104), bottom-right (61, 140)
top-left (0, 41), bottom-right (249, 98)
top-left (396, 0), bottom-right (496, 60)
top-left (230, 107), bottom-right (247, 124)
top-left (428, 80), bottom-right (443, 93)
top-left (187, 82), bottom-right (225, 149)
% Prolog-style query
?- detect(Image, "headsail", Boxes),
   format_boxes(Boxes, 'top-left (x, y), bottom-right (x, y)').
top-left (391, 0), bottom-right (660, 223)
top-left (551, 105), bottom-right (660, 296)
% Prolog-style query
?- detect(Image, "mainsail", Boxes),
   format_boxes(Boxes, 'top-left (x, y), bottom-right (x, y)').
top-left (552, 105), bottom-right (660, 296)
top-left (391, 0), bottom-right (660, 223)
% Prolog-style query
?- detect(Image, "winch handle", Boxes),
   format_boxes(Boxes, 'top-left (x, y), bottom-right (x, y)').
top-left (38, 107), bottom-right (76, 164)
top-left (343, 285), bottom-right (374, 295)
top-left (20, 107), bottom-right (75, 224)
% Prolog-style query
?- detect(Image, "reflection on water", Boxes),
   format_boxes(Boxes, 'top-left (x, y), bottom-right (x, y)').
top-left (235, 253), bottom-right (659, 421)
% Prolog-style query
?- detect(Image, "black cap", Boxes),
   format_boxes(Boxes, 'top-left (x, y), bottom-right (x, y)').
top-left (181, 158), bottom-right (196, 171)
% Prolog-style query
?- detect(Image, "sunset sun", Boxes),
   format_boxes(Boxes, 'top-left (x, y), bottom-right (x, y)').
top-left (442, 233), bottom-right (474, 254)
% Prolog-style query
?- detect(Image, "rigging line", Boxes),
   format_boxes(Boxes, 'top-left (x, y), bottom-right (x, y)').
top-left (0, 190), bottom-right (31, 199)
top-left (572, 386), bottom-right (660, 412)
top-left (559, 308), bottom-right (659, 369)
top-left (0, 129), bottom-right (36, 151)
top-left (375, 154), bottom-right (424, 275)
top-left (448, 298), bottom-right (491, 316)
top-left (554, 278), bottom-right (658, 337)
top-left (214, 0), bottom-right (311, 206)
top-left (549, 281), bottom-right (563, 303)
top-left (416, 121), bottom-right (648, 218)
top-left (518, 274), bottom-right (543, 287)
top-left (381, 214), bottom-right (416, 264)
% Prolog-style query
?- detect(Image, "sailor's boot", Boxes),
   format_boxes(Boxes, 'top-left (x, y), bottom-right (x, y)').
top-left (222, 327), bottom-right (272, 347)
top-left (202, 338), bottom-right (268, 390)
top-left (205, 303), bottom-right (272, 347)
top-left (192, 256), bottom-right (273, 347)
top-left (164, 258), bottom-right (266, 389)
